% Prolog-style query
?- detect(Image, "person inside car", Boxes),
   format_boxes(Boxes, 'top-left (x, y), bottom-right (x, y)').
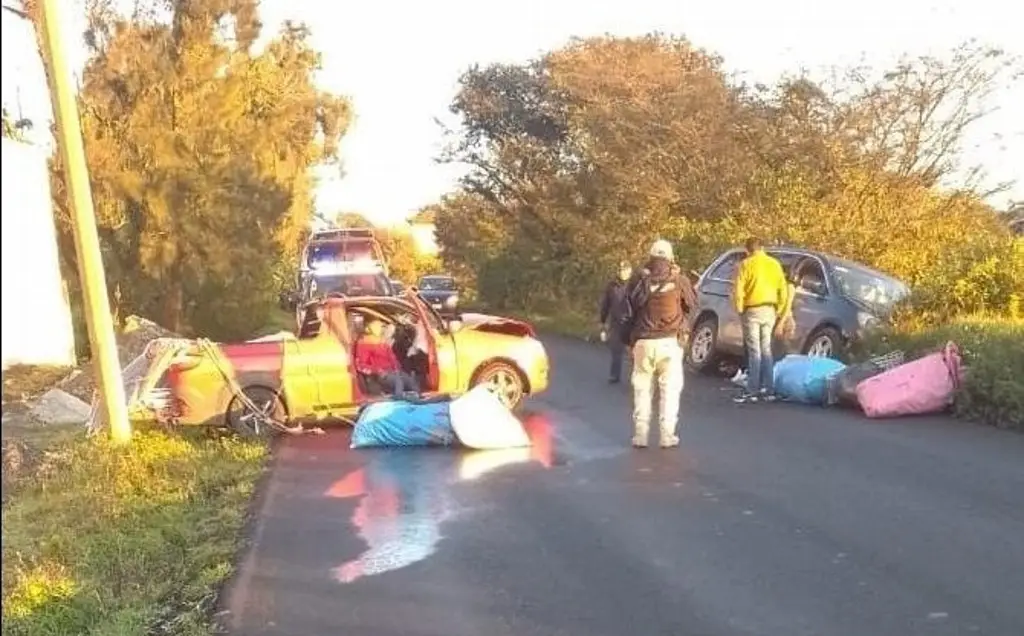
top-left (353, 318), bottom-right (419, 396)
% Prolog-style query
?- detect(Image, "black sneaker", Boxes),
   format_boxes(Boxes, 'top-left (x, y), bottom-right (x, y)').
top-left (608, 377), bottom-right (621, 384)
top-left (759, 391), bottom-right (778, 403)
top-left (733, 392), bottom-right (759, 404)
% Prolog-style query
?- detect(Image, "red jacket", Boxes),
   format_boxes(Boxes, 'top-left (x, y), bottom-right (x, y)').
top-left (353, 339), bottom-right (400, 375)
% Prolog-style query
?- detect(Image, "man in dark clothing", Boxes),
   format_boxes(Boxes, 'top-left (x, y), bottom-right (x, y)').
top-left (598, 261), bottom-right (633, 384)
top-left (620, 239), bottom-right (697, 449)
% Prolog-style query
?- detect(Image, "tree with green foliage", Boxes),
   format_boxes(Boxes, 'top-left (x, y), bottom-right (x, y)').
top-left (433, 34), bottom-right (1021, 321)
top-left (42, 0), bottom-right (350, 339)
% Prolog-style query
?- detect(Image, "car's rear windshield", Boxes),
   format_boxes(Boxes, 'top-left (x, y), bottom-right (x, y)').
top-left (418, 276), bottom-right (455, 291)
top-left (830, 259), bottom-right (909, 312)
top-left (307, 240), bottom-right (375, 267)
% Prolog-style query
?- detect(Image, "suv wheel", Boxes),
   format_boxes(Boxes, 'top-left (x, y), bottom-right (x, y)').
top-left (804, 326), bottom-right (841, 359)
top-left (688, 316), bottom-right (720, 373)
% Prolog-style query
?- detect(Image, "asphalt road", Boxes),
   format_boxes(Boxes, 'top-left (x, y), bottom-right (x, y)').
top-left (221, 335), bottom-right (1024, 636)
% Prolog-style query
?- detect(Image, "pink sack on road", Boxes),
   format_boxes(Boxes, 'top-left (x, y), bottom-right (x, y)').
top-left (855, 342), bottom-right (964, 419)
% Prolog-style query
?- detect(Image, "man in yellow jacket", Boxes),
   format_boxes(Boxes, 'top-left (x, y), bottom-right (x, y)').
top-left (731, 237), bottom-right (788, 403)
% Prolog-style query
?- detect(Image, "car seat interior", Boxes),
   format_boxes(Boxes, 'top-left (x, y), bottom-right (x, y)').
top-left (349, 305), bottom-right (435, 395)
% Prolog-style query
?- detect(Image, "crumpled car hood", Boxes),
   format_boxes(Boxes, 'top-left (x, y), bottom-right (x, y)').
top-left (457, 313), bottom-right (536, 338)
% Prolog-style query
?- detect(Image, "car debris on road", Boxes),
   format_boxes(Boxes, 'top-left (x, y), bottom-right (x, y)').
top-left (727, 344), bottom-right (964, 420)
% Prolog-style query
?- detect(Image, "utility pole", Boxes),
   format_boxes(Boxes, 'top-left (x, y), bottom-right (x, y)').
top-left (38, 0), bottom-right (131, 443)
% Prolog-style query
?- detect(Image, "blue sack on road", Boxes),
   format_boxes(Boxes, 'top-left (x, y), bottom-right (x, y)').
top-left (350, 399), bottom-right (457, 448)
top-left (773, 355), bottom-right (846, 405)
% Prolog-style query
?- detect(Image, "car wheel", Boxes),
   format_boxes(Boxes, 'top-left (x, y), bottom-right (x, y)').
top-left (472, 361), bottom-right (525, 411)
top-left (688, 316), bottom-right (720, 374)
top-left (803, 326), bottom-right (842, 359)
top-left (226, 386), bottom-right (286, 439)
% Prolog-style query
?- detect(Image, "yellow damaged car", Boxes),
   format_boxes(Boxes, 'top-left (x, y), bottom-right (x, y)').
top-left (127, 292), bottom-right (550, 436)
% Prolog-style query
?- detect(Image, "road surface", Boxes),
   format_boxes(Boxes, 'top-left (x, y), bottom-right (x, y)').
top-left (222, 335), bottom-right (1024, 636)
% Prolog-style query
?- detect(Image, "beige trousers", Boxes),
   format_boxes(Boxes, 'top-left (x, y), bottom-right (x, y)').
top-left (630, 336), bottom-right (685, 445)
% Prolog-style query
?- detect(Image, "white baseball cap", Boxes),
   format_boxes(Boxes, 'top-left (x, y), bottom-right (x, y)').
top-left (649, 239), bottom-right (674, 260)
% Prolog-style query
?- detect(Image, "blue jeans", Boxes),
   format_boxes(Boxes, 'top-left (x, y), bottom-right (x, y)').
top-left (742, 306), bottom-right (777, 394)
top-left (381, 371), bottom-right (417, 395)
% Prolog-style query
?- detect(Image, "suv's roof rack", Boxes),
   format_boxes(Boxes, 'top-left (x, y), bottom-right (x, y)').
top-left (310, 227), bottom-right (375, 242)
top-left (300, 226), bottom-right (389, 276)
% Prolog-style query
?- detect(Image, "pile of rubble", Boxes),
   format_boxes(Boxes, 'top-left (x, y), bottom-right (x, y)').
top-left (2, 375), bottom-right (86, 501)
top-left (1, 316), bottom-right (180, 492)
top-left (59, 315), bottom-right (181, 402)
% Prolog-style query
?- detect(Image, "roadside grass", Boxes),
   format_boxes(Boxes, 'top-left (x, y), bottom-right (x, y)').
top-left (1, 367), bottom-right (268, 636)
top-left (859, 315), bottom-right (1024, 430)
top-left (465, 305), bottom-right (594, 341)
top-left (519, 310), bottom-right (594, 340)
top-left (255, 308), bottom-right (296, 336)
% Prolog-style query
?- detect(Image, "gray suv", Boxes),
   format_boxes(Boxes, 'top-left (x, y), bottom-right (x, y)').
top-left (687, 246), bottom-right (910, 372)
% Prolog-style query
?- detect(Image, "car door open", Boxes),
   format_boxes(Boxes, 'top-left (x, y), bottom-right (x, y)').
top-left (299, 301), bottom-right (356, 413)
top-left (408, 294), bottom-right (453, 392)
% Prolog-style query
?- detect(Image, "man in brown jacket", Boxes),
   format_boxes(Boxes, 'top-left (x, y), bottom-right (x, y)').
top-left (620, 240), bottom-right (697, 449)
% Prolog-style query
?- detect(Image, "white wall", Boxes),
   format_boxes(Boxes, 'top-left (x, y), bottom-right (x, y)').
top-left (2, 8), bottom-right (52, 152)
top-left (1, 137), bottom-right (76, 369)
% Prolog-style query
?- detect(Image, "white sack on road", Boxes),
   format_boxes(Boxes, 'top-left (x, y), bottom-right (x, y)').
top-left (449, 384), bottom-right (531, 450)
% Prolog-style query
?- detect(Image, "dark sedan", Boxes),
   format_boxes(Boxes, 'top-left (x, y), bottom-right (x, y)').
top-left (416, 275), bottom-right (459, 316)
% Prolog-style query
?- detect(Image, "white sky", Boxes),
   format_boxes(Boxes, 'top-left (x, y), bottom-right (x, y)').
top-left (3, 0), bottom-right (1021, 225)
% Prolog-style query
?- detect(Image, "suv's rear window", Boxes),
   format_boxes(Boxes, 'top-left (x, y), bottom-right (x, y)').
top-left (418, 277), bottom-right (456, 291)
top-left (309, 273), bottom-right (393, 297)
top-left (307, 240), bottom-right (374, 267)
top-left (706, 253), bottom-right (743, 281)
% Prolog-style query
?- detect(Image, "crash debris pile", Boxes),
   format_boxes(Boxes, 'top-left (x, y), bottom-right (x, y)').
top-left (59, 315), bottom-right (180, 402)
top-left (2, 368), bottom-right (90, 501)
top-left (740, 342), bottom-right (965, 419)
top-left (29, 388), bottom-right (93, 425)
top-left (824, 351), bottom-right (906, 407)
